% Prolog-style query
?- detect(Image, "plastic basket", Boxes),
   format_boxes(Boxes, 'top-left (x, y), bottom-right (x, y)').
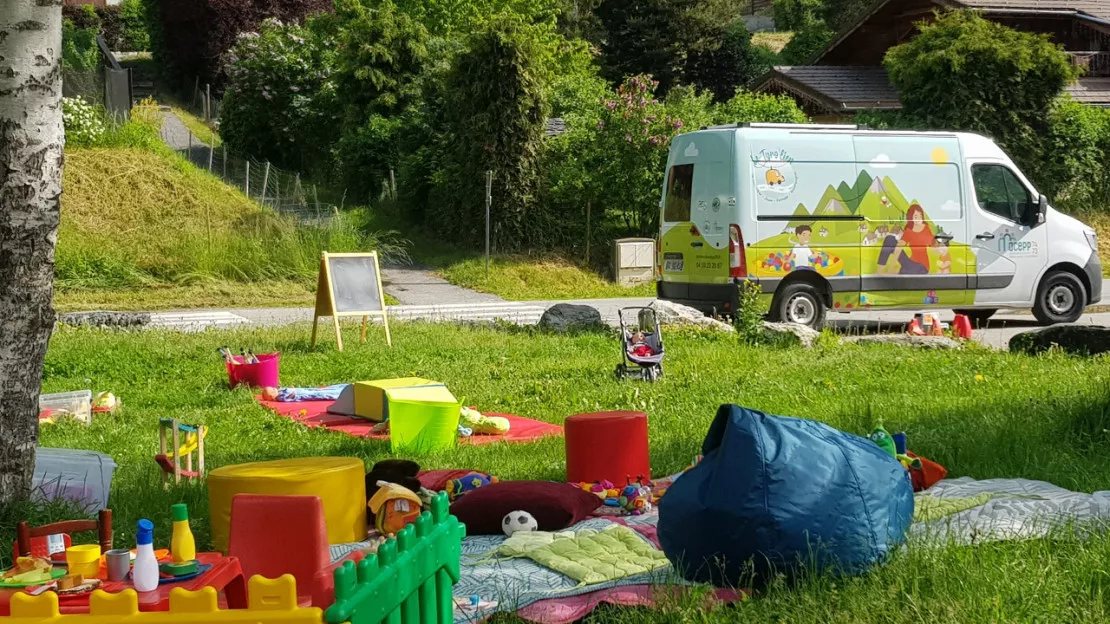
top-left (226, 353), bottom-right (280, 389)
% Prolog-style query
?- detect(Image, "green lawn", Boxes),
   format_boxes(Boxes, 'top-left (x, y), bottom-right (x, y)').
top-left (8, 323), bottom-right (1110, 621)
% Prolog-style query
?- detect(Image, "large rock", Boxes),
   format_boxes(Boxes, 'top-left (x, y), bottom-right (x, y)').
top-left (538, 304), bottom-right (603, 333)
top-left (59, 311), bottom-right (151, 329)
top-left (762, 321), bottom-right (819, 347)
top-left (646, 300), bottom-right (735, 333)
top-left (841, 334), bottom-right (962, 350)
top-left (1009, 324), bottom-right (1110, 356)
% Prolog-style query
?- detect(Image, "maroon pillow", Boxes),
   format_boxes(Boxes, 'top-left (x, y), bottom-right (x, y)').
top-left (449, 481), bottom-right (602, 535)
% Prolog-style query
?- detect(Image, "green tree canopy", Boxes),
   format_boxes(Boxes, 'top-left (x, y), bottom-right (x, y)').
top-left (884, 10), bottom-right (1079, 170)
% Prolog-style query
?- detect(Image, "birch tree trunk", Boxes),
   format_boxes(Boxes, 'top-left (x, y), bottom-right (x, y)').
top-left (0, 0), bottom-right (64, 505)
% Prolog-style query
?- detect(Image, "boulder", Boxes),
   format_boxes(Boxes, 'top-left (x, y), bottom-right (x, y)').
top-left (1009, 324), bottom-right (1110, 356)
top-left (646, 300), bottom-right (735, 333)
top-left (538, 304), bottom-right (603, 333)
top-left (841, 334), bottom-right (961, 350)
top-left (59, 311), bottom-right (151, 329)
top-left (762, 321), bottom-right (819, 347)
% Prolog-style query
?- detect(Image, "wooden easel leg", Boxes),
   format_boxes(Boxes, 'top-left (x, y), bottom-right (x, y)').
top-left (382, 314), bottom-right (392, 348)
top-left (360, 316), bottom-right (368, 343)
top-left (159, 422), bottom-right (167, 488)
top-left (197, 428), bottom-right (205, 482)
top-left (172, 421), bottom-right (181, 486)
top-left (333, 315), bottom-right (344, 351)
top-left (311, 315), bottom-right (319, 347)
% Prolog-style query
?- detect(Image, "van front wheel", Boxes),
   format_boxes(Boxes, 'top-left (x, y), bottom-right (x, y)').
top-left (771, 282), bottom-right (827, 329)
top-left (1032, 271), bottom-right (1086, 325)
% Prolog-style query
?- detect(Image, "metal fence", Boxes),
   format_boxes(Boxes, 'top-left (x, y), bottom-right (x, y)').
top-left (172, 137), bottom-right (339, 225)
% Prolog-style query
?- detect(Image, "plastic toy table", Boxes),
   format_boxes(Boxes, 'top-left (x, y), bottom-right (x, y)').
top-left (0, 552), bottom-right (246, 616)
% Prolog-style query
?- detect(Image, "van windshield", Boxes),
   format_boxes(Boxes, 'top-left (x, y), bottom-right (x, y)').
top-left (663, 164), bottom-right (693, 222)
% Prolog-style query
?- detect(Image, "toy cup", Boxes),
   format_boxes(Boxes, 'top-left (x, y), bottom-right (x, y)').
top-left (105, 549), bottom-right (131, 582)
top-left (66, 544), bottom-right (101, 578)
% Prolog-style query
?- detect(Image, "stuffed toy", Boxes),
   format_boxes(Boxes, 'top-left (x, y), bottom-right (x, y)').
top-left (868, 424), bottom-right (922, 470)
top-left (365, 459), bottom-right (421, 502)
top-left (576, 480), bottom-right (621, 506)
top-left (446, 472), bottom-right (499, 501)
top-left (619, 477), bottom-right (653, 516)
top-left (502, 510), bottom-right (538, 537)
top-left (368, 481), bottom-right (423, 536)
top-left (460, 407), bottom-right (510, 435)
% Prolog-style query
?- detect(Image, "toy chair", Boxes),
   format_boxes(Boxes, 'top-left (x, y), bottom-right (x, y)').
top-left (14, 509), bottom-right (112, 561)
top-left (227, 494), bottom-right (364, 607)
top-left (156, 418), bottom-right (207, 486)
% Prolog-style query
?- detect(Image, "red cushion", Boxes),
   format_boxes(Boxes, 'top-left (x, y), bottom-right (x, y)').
top-left (418, 469), bottom-right (478, 492)
top-left (906, 451), bottom-right (947, 492)
top-left (449, 481), bottom-right (601, 535)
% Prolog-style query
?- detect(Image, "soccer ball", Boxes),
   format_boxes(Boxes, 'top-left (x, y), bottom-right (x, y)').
top-left (502, 510), bottom-right (538, 536)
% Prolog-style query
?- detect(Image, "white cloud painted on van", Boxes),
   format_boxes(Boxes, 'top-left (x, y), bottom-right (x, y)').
top-left (684, 143), bottom-right (699, 158)
top-left (939, 200), bottom-right (961, 213)
top-left (869, 154), bottom-right (896, 169)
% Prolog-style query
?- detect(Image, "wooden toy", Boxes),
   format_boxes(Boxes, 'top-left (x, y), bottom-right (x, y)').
top-left (156, 419), bottom-right (207, 487)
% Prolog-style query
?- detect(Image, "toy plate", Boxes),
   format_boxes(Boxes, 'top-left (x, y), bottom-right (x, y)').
top-left (0, 569), bottom-right (66, 587)
top-left (156, 563), bottom-right (210, 584)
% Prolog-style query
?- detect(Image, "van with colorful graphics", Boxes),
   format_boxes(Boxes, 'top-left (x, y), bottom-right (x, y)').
top-left (657, 123), bottom-right (1102, 327)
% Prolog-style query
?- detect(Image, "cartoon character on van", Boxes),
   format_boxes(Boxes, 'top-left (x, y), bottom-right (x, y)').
top-left (790, 225), bottom-right (816, 269)
top-left (877, 203), bottom-right (934, 275)
top-left (752, 149), bottom-right (797, 201)
top-left (765, 169), bottom-right (786, 185)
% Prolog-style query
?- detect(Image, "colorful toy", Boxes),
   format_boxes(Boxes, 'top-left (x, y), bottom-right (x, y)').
top-left (155, 419), bottom-right (207, 487)
top-left (459, 406), bottom-right (510, 435)
top-left (502, 511), bottom-right (538, 537)
top-left (368, 481), bottom-right (422, 537)
top-left (618, 477), bottom-right (653, 516)
top-left (868, 424), bottom-right (921, 470)
top-left (166, 503), bottom-right (196, 575)
top-left (445, 472), bottom-right (499, 501)
top-left (576, 480), bottom-right (621, 506)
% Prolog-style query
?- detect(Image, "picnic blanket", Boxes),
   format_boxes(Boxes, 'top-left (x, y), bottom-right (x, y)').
top-left (331, 513), bottom-right (743, 623)
top-left (910, 477), bottom-right (1110, 544)
top-left (258, 398), bottom-right (563, 446)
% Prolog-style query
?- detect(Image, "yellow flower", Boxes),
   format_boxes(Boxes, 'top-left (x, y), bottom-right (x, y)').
top-left (974, 374), bottom-right (985, 382)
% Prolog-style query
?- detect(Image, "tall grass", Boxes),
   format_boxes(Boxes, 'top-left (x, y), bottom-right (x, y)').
top-left (58, 119), bottom-right (407, 289)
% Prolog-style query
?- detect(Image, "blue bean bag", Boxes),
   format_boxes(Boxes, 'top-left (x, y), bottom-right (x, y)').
top-left (658, 404), bottom-right (913, 586)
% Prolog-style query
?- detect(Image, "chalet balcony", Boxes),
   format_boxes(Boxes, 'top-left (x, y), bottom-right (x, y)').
top-left (1069, 52), bottom-right (1110, 78)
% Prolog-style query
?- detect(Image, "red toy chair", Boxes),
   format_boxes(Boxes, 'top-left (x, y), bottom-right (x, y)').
top-left (227, 494), bottom-right (363, 607)
top-left (13, 509), bottom-right (112, 563)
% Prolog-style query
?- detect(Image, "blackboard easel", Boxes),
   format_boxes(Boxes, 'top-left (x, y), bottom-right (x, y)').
top-left (311, 251), bottom-right (392, 351)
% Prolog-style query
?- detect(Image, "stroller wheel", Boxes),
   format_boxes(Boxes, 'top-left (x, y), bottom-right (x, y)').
top-left (615, 364), bottom-right (626, 379)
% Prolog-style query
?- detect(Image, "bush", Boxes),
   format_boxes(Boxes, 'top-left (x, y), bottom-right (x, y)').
top-left (62, 17), bottom-right (101, 72)
top-left (1039, 98), bottom-right (1110, 212)
top-left (773, 0), bottom-right (822, 31)
top-left (779, 20), bottom-right (834, 64)
top-left (119, 0), bottom-right (150, 51)
top-left (685, 20), bottom-right (768, 102)
top-left (431, 20), bottom-right (552, 249)
top-left (219, 16), bottom-right (340, 171)
top-left (884, 10), bottom-right (1078, 175)
top-left (63, 97), bottom-right (107, 147)
top-left (157, 0), bottom-right (334, 90)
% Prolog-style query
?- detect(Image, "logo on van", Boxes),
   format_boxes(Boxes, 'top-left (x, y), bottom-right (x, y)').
top-left (684, 143), bottom-right (699, 158)
top-left (751, 148), bottom-right (797, 202)
top-left (997, 232), bottom-right (1039, 257)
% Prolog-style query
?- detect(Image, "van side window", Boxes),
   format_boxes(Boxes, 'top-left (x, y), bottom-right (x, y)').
top-left (664, 164), bottom-right (694, 222)
top-left (972, 165), bottom-right (1033, 223)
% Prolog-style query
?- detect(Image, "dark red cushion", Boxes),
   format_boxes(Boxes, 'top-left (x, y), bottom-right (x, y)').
top-left (418, 469), bottom-right (477, 492)
top-left (449, 481), bottom-right (602, 535)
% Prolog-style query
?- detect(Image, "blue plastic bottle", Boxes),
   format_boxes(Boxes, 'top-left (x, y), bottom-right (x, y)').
top-left (133, 519), bottom-right (159, 592)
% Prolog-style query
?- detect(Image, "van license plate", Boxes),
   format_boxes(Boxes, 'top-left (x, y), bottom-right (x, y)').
top-left (663, 254), bottom-right (684, 272)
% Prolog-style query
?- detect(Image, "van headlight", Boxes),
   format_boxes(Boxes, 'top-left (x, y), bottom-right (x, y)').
top-left (1085, 230), bottom-right (1098, 251)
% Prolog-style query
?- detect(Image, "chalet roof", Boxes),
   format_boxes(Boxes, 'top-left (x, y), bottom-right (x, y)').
top-left (752, 66), bottom-right (1110, 111)
top-left (953, 1), bottom-right (1110, 21)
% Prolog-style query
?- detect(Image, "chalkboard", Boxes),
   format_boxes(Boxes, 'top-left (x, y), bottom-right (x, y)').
top-left (312, 252), bottom-right (392, 350)
top-left (328, 254), bottom-right (384, 313)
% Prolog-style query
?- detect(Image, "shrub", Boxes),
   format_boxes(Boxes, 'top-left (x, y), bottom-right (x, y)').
top-left (219, 16), bottom-right (340, 171)
top-left (63, 97), bottom-right (107, 147)
top-left (884, 10), bottom-right (1078, 175)
top-left (157, 0), bottom-right (334, 90)
top-left (779, 20), bottom-right (834, 64)
top-left (431, 20), bottom-right (552, 249)
top-left (685, 20), bottom-right (768, 102)
top-left (62, 18), bottom-right (101, 72)
top-left (119, 0), bottom-right (151, 51)
top-left (1040, 98), bottom-right (1110, 212)
top-left (772, 0), bottom-right (822, 31)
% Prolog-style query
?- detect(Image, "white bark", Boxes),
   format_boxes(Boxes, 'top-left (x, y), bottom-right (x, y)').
top-left (0, 0), bottom-right (64, 505)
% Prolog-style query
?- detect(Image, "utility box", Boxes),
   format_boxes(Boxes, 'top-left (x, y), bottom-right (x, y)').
top-left (613, 238), bottom-right (655, 287)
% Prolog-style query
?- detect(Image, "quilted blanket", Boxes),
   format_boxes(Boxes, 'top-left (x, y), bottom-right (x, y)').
top-left (910, 477), bottom-right (1110, 544)
top-left (494, 524), bottom-right (669, 585)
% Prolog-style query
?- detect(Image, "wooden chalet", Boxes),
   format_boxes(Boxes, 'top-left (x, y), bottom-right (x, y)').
top-left (753, 0), bottom-right (1110, 121)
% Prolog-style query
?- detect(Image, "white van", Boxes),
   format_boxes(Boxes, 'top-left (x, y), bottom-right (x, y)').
top-left (656, 123), bottom-right (1102, 327)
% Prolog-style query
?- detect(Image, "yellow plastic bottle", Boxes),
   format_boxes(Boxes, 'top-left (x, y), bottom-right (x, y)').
top-left (170, 503), bottom-right (196, 563)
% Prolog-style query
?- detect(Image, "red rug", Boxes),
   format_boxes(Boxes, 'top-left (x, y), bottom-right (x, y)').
top-left (257, 398), bottom-right (563, 445)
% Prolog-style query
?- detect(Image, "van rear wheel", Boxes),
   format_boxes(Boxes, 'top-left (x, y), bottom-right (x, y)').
top-left (771, 282), bottom-right (827, 329)
top-left (1032, 271), bottom-right (1086, 325)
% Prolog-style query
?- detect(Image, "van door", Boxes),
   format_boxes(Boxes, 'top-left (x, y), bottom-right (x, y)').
top-left (966, 162), bottom-right (1049, 305)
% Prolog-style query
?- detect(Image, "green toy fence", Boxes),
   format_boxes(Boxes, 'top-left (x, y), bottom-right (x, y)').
top-left (325, 492), bottom-right (466, 624)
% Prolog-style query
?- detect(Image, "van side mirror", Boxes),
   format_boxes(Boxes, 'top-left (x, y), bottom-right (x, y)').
top-left (1034, 194), bottom-right (1048, 225)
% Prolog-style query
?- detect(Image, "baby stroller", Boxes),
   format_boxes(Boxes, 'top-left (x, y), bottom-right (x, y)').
top-left (616, 307), bottom-right (664, 382)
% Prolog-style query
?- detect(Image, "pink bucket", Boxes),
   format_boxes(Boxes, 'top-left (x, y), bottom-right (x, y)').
top-left (226, 352), bottom-right (280, 389)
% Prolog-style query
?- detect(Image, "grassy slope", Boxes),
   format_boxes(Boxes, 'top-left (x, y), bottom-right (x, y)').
top-left (15, 324), bottom-right (1110, 621)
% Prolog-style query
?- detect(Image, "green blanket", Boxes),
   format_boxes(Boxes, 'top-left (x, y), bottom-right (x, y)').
top-left (495, 525), bottom-right (669, 586)
top-left (914, 493), bottom-right (994, 523)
